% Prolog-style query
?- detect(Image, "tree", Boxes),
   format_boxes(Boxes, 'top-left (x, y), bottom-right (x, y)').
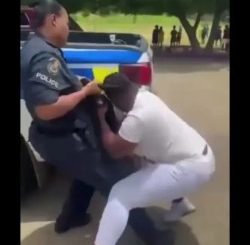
top-left (104, 0), bottom-right (229, 51)
top-left (56, 0), bottom-right (86, 13)
top-left (205, 0), bottom-right (229, 50)
top-left (118, 0), bottom-right (143, 23)
top-left (21, 0), bottom-right (229, 50)
top-left (102, 0), bottom-right (220, 51)
top-left (159, 0), bottom-right (211, 51)
top-left (21, 0), bottom-right (34, 5)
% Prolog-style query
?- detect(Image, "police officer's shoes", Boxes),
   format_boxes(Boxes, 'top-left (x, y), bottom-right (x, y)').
top-left (55, 213), bottom-right (91, 234)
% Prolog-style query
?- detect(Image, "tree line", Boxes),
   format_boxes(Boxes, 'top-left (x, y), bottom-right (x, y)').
top-left (21, 0), bottom-right (229, 51)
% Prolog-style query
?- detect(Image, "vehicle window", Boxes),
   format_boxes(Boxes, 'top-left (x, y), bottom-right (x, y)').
top-left (21, 13), bottom-right (29, 26)
top-left (69, 16), bottom-right (83, 31)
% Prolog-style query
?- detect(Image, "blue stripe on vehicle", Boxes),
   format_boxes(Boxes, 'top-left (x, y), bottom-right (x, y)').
top-left (63, 49), bottom-right (141, 64)
top-left (70, 68), bottom-right (94, 80)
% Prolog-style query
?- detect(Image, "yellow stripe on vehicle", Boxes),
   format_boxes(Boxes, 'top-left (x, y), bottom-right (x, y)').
top-left (92, 66), bottom-right (119, 84)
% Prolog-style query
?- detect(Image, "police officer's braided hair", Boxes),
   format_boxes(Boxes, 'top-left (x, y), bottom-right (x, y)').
top-left (29, 0), bottom-right (63, 30)
top-left (102, 73), bottom-right (136, 98)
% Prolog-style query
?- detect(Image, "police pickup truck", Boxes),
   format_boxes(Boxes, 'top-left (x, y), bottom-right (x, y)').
top-left (20, 6), bottom-right (153, 197)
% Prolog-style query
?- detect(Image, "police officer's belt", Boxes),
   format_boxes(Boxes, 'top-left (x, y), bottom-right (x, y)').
top-left (35, 126), bottom-right (97, 149)
top-left (36, 126), bottom-right (85, 137)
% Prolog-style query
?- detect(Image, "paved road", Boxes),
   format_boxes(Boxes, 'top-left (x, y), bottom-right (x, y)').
top-left (21, 59), bottom-right (229, 245)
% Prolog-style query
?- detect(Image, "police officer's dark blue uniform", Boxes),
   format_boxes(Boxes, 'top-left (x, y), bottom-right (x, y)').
top-left (22, 35), bottom-right (101, 183)
top-left (21, 1), bottom-right (172, 244)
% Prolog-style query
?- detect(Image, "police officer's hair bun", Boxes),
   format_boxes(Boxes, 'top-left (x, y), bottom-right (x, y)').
top-left (29, 0), bottom-right (63, 30)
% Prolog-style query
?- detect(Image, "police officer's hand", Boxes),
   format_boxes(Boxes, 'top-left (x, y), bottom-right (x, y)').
top-left (83, 80), bottom-right (102, 96)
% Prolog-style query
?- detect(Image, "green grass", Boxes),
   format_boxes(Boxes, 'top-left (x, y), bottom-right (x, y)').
top-left (71, 13), bottom-right (216, 46)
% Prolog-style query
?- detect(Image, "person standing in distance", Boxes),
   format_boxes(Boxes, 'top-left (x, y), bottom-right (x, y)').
top-left (170, 25), bottom-right (178, 47)
top-left (152, 25), bottom-right (159, 47)
top-left (158, 26), bottom-right (165, 48)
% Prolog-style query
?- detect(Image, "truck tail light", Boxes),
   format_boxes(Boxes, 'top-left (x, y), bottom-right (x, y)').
top-left (119, 62), bottom-right (152, 86)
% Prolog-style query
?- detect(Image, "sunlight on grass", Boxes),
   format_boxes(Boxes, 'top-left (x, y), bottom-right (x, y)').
top-left (71, 13), bottom-right (217, 46)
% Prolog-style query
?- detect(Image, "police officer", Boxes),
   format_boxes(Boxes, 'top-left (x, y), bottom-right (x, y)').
top-left (21, 1), bottom-right (173, 244)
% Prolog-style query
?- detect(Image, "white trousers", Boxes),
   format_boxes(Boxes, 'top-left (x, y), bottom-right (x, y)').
top-left (95, 146), bottom-right (215, 245)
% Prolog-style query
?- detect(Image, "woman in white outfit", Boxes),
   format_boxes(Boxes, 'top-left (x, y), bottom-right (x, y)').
top-left (96, 73), bottom-right (215, 245)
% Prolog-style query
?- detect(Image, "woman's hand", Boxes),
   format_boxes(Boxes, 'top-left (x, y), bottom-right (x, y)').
top-left (97, 103), bottom-right (108, 119)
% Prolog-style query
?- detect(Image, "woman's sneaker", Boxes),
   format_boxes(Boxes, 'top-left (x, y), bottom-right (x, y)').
top-left (164, 198), bottom-right (196, 222)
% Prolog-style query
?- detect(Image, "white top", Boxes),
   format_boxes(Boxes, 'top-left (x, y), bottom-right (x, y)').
top-left (119, 90), bottom-right (207, 163)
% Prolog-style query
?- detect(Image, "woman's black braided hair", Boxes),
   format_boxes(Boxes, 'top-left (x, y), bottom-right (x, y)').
top-left (100, 72), bottom-right (135, 98)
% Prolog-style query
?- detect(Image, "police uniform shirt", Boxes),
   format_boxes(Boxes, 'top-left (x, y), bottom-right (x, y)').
top-left (21, 35), bottom-right (138, 188)
top-left (21, 35), bottom-right (84, 132)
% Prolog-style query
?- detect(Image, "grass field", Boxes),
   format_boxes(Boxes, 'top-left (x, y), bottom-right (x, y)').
top-left (72, 13), bottom-right (217, 46)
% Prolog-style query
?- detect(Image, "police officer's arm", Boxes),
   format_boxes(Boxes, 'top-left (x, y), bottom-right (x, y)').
top-left (35, 82), bottom-right (100, 120)
top-left (25, 53), bottom-right (101, 121)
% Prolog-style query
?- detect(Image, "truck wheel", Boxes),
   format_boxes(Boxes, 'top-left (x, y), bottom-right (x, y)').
top-left (20, 135), bottom-right (38, 199)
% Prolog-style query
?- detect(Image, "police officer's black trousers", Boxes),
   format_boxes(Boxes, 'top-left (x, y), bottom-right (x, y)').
top-left (64, 178), bottom-right (160, 244)
top-left (29, 127), bottom-right (161, 244)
